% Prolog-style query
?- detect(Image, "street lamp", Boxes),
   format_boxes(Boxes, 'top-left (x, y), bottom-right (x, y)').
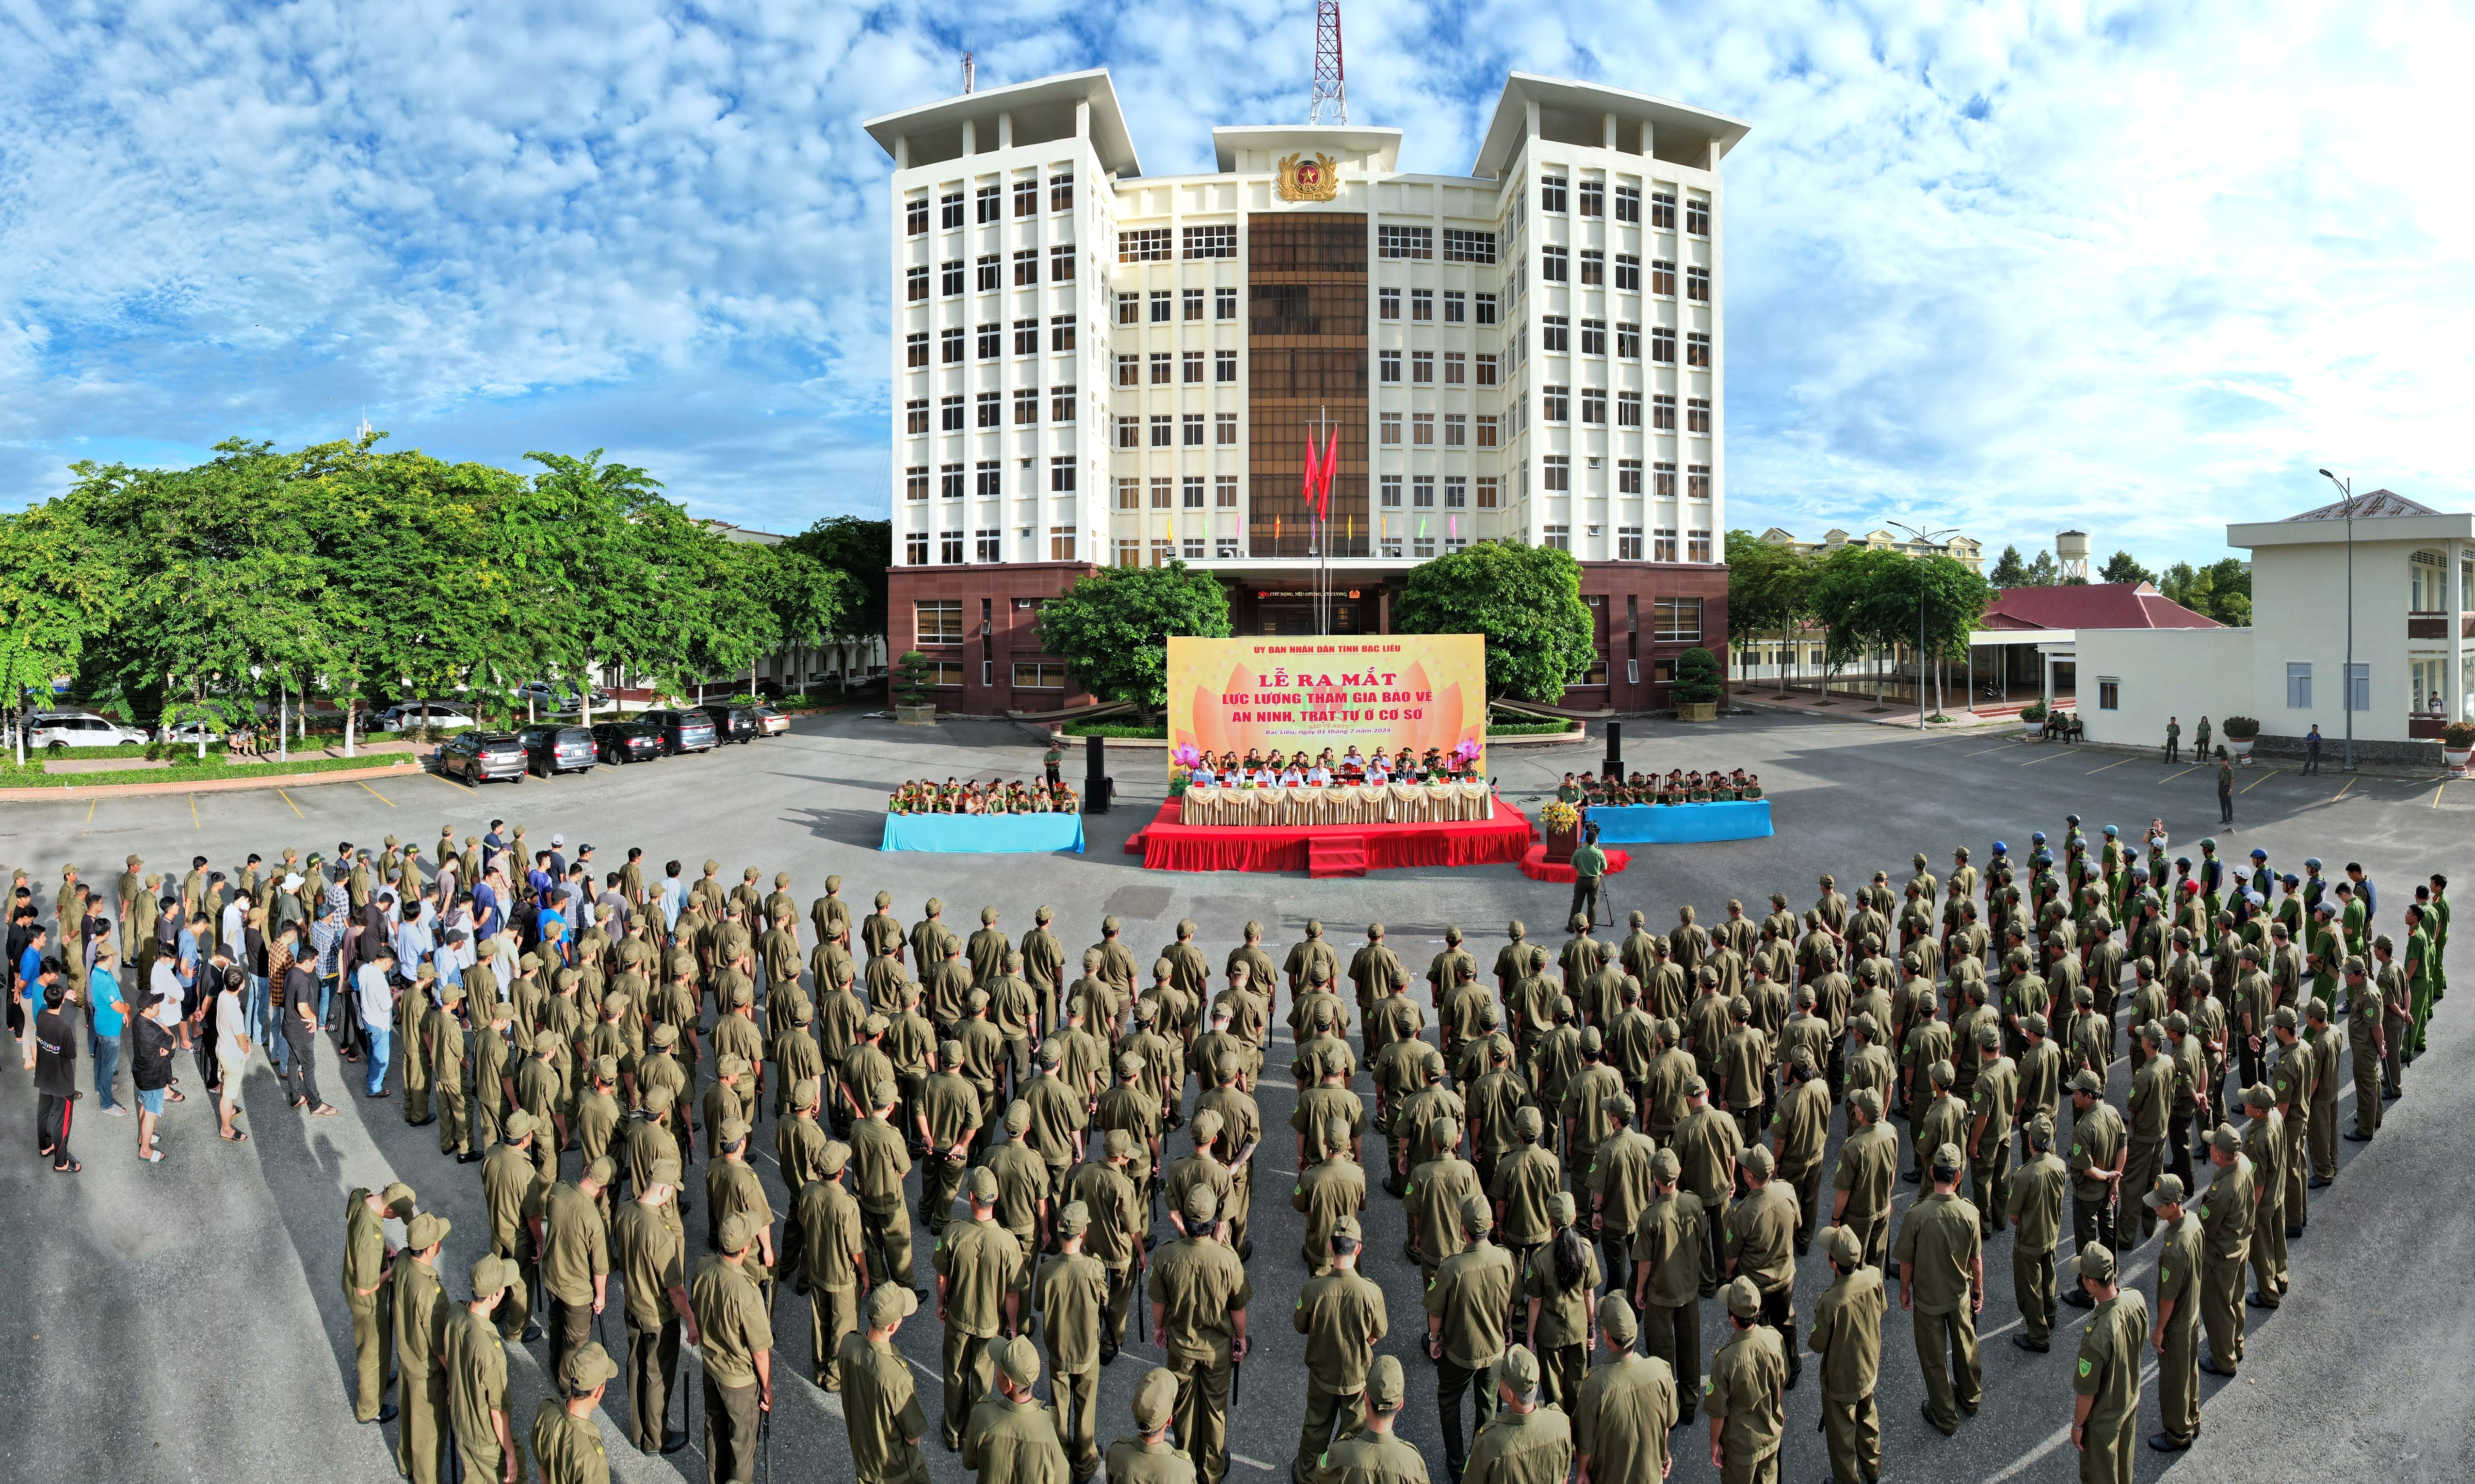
top-left (2318, 469), bottom-right (2357, 773)
top-left (1888, 521), bottom-right (1960, 730)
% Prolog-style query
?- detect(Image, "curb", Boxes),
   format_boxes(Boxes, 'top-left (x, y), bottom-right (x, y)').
top-left (0, 758), bottom-right (425, 802)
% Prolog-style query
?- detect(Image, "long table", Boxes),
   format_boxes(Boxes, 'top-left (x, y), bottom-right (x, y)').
top-left (879, 811), bottom-right (1087, 854)
top-left (1584, 799), bottom-right (1773, 844)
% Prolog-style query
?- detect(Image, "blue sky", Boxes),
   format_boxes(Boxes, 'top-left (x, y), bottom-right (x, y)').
top-left (4, 0), bottom-right (2468, 570)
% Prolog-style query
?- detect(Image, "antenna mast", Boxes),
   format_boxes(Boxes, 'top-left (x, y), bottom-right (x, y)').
top-left (961, 51), bottom-right (975, 94)
top-left (1308, 1), bottom-right (1346, 124)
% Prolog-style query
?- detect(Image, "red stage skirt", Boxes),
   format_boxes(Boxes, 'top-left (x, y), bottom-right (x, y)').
top-left (1126, 796), bottom-right (1540, 874)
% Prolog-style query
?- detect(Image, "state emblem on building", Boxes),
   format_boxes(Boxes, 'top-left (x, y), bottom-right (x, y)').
top-left (1276, 151), bottom-right (1341, 202)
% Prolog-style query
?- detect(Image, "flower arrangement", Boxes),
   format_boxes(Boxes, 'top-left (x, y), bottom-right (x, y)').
top-left (1541, 800), bottom-right (1582, 831)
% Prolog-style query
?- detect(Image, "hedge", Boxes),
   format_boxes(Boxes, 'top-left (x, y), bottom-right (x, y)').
top-left (0, 754), bottom-right (422, 789)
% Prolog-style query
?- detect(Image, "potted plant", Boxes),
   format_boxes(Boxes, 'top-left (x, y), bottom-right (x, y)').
top-left (2446, 721), bottom-right (2475, 775)
top-left (2018, 701), bottom-right (2047, 739)
top-left (2221, 715), bottom-right (2261, 763)
top-left (1671, 647), bottom-right (1724, 722)
top-left (1540, 800), bottom-right (1582, 864)
top-left (892, 651), bottom-right (938, 726)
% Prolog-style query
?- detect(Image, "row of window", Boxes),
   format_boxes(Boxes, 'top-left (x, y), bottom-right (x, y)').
top-left (904, 317), bottom-right (1079, 366)
top-left (907, 177), bottom-right (1075, 235)
top-left (1535, 177), bottom-right (1707, 235)
top-left (1117, 287), bottom-right (1240, 323)
top-left (907, 245), bottom-right (1076, 299)
top-left (1542, 526), bottom-right (1714, 568)
top-left (1117, 414), bottom-right (1240, 448)
top-left (1118, 226), bottom-right (1237, 262)
top-left (1533, 457), bottom-right (1713, 498)
top-left (1528, 384), bottom-right (1716, 424)
top-left (1115, 350), bottom-right (1240, 384)
top-left (904, 532), bottom-right (1080, 568)
top-left (1376, 288), bottom-right (1500, 324)
top-left (1116, 476), bottom-right (1242, 509)
top-left (905, 386), bottom-right (1083, 433)
top-left (905, 458), bottom-right (1080, 499)
top-left (1538, 246), bottom-right (1707, 295)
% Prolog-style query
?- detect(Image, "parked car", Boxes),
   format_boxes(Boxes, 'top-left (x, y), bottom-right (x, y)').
top-left (590, 720), bottom-right (665, 764)
top-left (516, 681), bottom-right (612, 711)
top-left (516, 725), bottom-right (596, 777)
top-left (381, 701), bottom-right (477, 732)
top-left (636, 709), bottom-right (718, 755)
top-left (157, 720), bottom-right (224, 747)
top-left (696, 703), bottom-right (764, 744)
top-left (435, 730), bottom-right (529, 784)
top-left (26, 711), bottom-right (149, 750)
top-left (753, 706), bottom-right (790, 737)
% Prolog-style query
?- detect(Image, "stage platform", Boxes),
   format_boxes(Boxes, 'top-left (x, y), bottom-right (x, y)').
top-left (1585, 800), bottom-right (1773, 844)
top-left (1125, 796), bottom-right (1537, 876)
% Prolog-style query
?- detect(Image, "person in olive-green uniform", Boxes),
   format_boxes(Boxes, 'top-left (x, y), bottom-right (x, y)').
top-left (615, 1157), bottom-right (696, 1454)
top-left (1293, 1213), bottom-right (1387, 1484)
top-left (393, 1212), bottom-right (453, 1484)
top-left (1316, 1353), bottom-right (1428, 1484)
top-left (2342, 957), bottom-right (2385, 1139)
top-left (1149, 1186), bottom-right (1253, 1484)
top-left (540, 1157), bottom-right (613, 1391)
top-left (1828, 1088), bottom-right (1899, 1271)
top-left (845, 1284), bottom-right (932, 1484)
top-left (1462, 1346), bottom-right (1573, 1484)
top-left (691, 1210), bottom-right (776, 1484)
top-left (1809, 1225), bottom-right (1885, 1484)
top-left (1569, 826), bottom-right (1609, 929)
top-left (1629, 1148), bottom-right (1706, 1424)
top-left (1724, 1145), bottom-right (1801, 1387)
top-left (1705, 1279), bottom-right (1787, 1484)
top-left (1036, 1200), bottom-right (1111, 1480)
top-left (2065, 1071), bottom-right (2125, 1273)
top-left (2124, 1025), bottom-right (2173, 1242)
top-left (920, 1041), bottom-right (984, 1237)
top-left (1573, 1295), bottom-right (1671, 1484)
top-left (2239, 1081), bottom-right (2288, 1305)
top-left (795, 1139), bottom-right (867, 1390)
top-left (2196, 1125), bottom-right (2254, 1375)
top-left (853, 1081), bottom-right (918, 1292)
top-left (2069, 1244), bottom-right (2148, 1484)
top-left (346, 1182), bottom-right (415, 1424)
top-left (1521, 1192), bottom-right (1598, 1411)
top-left (2144, 1174), bottom-right (2203, 1451)
top-left (937, 1168), bottom-right (1025, 1451)
top-left (963, 1337), bottom-right (1071, 1484)
top-left (534, 1342), bottom-right (618, 1484)
top-left (1104, 1369), bottom-right (1195, 1484)
top-left (1427, 1195), bottom-right (1518, 1480)
top-left (444, 1254), bottom-right (525, 1484)
top-left (1967, 1026), bottom-right (2018, 1237)
top-left (2007, 1113), bottom-right (2070, 1350)
top-left (1893, 1143), bottom-right (1983, 1435)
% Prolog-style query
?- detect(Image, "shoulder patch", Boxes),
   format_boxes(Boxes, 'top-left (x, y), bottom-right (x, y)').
top-left (2078, 1357), bottom-right (2093, 1377)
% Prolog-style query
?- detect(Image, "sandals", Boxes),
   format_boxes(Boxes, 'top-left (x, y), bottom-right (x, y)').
top-left (165, 1088), bottom-right (187, 1104)
top-left (221, 1129), bottom-right (249, 1143)
top-left (310, 1104), bottom-right (339, 1117)
top-left (53, 1159), bottom-right (80, 1174)
top-left (139, 1148), bottom-right (163, 1163)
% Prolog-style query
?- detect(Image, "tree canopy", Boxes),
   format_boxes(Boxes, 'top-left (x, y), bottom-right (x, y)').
top-left (2160, 557), bottom-right (2252, 626)
top-left (1392, 539), bottom-right (1596, 702)
top-left (1038, 560), bottom-right (1233, 715)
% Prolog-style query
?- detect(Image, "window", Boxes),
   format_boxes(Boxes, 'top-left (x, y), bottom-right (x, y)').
top-left (1650, 191), bottom-right (1676, 229)
top-left (1407, 533), bottom-right (1433, 559)
top-left (1617, 391), bottom-right (1642, 427)
top-left (939, 192), bottom-right (963, 229)
top-left (1614, 254), bottom-right (1640, 292)
top-left (1541, 245), bottom-right (1568, 283)
top-left (1539, 175), bottom-right (1567, 213)
top-left (1443, 290), bottom-right (1467, 323)
top-left (1050, 526), bottom-right (1075, 560)
top-left (1012, 661), bottom-right (1066, 689)
top-left (1649, 260), bottom-right (1676, 297)
top-left (1444, 413), bottom-right (1468, 446)
top-left (1687, 397), bottom-right (1712, 434)
top-left (1181, 414), bottom-right (1204, 446)
top-left (975, 460), bottom-right (1001, 496)
top-left (1653, 596), bottom-right (1702, 641)
top-left (1014, 318), bottom-right (1038, 355)
top-left (1012, 249), bottom-right (1039, 286)
top-left (1214, 412), bottom-right (1237, 445)
top-left (1116, 537), bottom-right (1141, 568)
top-left (1050, 245), bottom-right (1075, 281)
top-left (1013, 178), bottom-right (1038, 218)
top-left (1119, 228), bottom-right (1172, 263)
top-left (1652, 394), bottom-right (1677, 430)
top-left (1650, 327), bottom-right (1676, 363)
top-left (1686, 198), bottom-right (1710, 235)
top-left (1687, 529), bottom-right (1712, 563)
top-left (1380, 411), bottom-right (1403, 445)
top-left (2286, 662), bottom-right (2313, 709)
top-left (1051, 385), bottom-right (1076, 421)
top-left (1379, 350), bottom-right (1402, 383)
top-left (1149, 415), bottom-right (1172, 446)
top-left (1615, 184), bottom-right (1641, 223)
top-left (906, 196), bottom-right (927, 235)
top-left (906, 265), bottom-right (928, 302)
top-left (1378, 288), bottom-right (1401, 321)
top-left (1411, 475), bottom-right (1436, 508)
top-left (1149, 290), bottom-right (1172, 323)
top-left (1116, 354), bottom-right (1139, 388)
top-left (1579, 179), bottom-right (1604, 217)
top-left (1182, 288), bottom-right (1204, 322)
top-left (1215, 286), bottom-right (1237, 319)
top-left (1687, 465), bottom-right (1711, 500)
top-left (1542, 523), bottom-right (1570, 550)
top-left (1377, 475), bottom-right (1403, 509)
top-left (1653, 461), bottom-right (1677, 498)
top-left (1182, 351), bottom-right (1204, 384)
top-left (1049, 315), bottom-right (1075, 351)
top-left (2346, 662), bottom-right (2371, 712)
top-left (939, 461), bottom-right (963, 497)
top-left (1618, 526), bottom-right (1644, 560)
top-left (1377, 224), bottom-right (1434, 259)
top-left (940, 327), bottom-right (964, 363)
top-left (1051, 174), bottom-right (1073, 212)
top-left (1215, 475), bottom-right (1237, 507)
top-left (976, 323), bottom-right (1001, 358)
top-left (1411, 350), bottom-right (1435, 383)
top-left (1653, 528), bottom-right (1677, 562)
top-left (1412, 412), bottom-right (1435, 445)
top-left (2097, 678), bottom-right (2121, 711)
top-left (1182, 224), bottom-right (1236, 258)
top-left (975, 391), bottom-right (1000, 428)
top-left (1116, 292), bottom-right (1140, 326)
top-left (1579, 249), bottom-right (1604, 286)
top-left (1150, 539), bottom-right (1173, 566)
top-left (1176, 536), bottom-right (1201, 560)
top-left (1686, 265), bottom-right (1711, 301)
top-left (1116, 478), bottom-right (1141, 510)
top-left (916, 599), bottom-right (964, 645)
top-left (975, 528), bottom-right (1001, 562)
top-left (905, 530), bottom-right (929, 563)
top-left (1015, 387), bottom-right (1038, 425)
top-left (1580, 319), bottom-right (1606, 355)
top-left (1475, 415), bottom-right (1500, 448)
top-left (939, 396), bottom-right (964, 431)
top-left (1213, 536), bottom-right (1239, 559)
top-left (1214, 349), bottom-right (1237, 383)
top-left (1543, 454), bottom-right (1570, 491)
top-left (1542, 386), bottom-right (1569, 422)
top-left (1050, 456), bottom-right (1075, 492)
top-left (904, 465), bottom-right (927, 500)
top-left (1541, 316), bottom-right (1569, 353)
top-left (1380, 534), bottom-right (1404, 558)
top-left (1477, 476), bottom-right (1500, 509)
top-left (1150, 352), bottom-right (1172, 385)
top-left (1410, 288), bottom-right (1434, 322)
top-left (1443, 228), bottom-right (1497, 264)
top-left (905, 399), bottom-right (928, 435)
top-left (937, 258), bottom-right (962, 296)
top-left (1440, 351), bottom-right (1466, 385)
top-left (975, 184), bottom-right (1000, 223)
top-left (1475, 354), bottom-right (1499, 386)
top-left (1475, 292), bottom-right (1498, 325)
top-left (1116, 417), bottom-right (1138, 449)
top-left (1685, 332), bottom-right (1710, 367)
top-left (1617, 458), bottom-right (1642, 492)
top-left (1181, 476), bottom-right (1205, 508)
top-left (1581, 388), bottom-right (1606, 423)
top-left (938, 531), bottom-right (965, 565)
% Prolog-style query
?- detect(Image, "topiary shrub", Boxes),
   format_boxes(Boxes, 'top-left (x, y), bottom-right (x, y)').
top-left (893, 651), bottom-right (934, 708)
top-left (1671, 647), bottom-right (1724, 704)
top-left (2220, 716), bottom-right (2261, 740)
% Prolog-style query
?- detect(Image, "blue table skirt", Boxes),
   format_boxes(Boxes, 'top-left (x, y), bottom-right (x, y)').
top-left (1585, 800), bottom-right (1773, 844)
top-left (881, 812), bottom-right (1087, 853)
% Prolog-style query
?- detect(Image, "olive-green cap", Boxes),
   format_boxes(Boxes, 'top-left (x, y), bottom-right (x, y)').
top-left (2241, 1083), bottom-right (2273, 1111)
top-left (1459, 1195), bottom-right (1492, 1233)
top-left (1738, 1145), bottom-right (1773, 1178)
top-left (2027, 1112), bottom-right (2054, 1145)
top-left (1930, 1142), bottom-right (1965, 1176)
top-left (1828, 1225), bottom-right (1864, 1267)
top-left (2144, 1173), bottom-right (2185, 1209)
top-left (1193, 1108), bottom-right (1222, 1140)
top-left (1104, 1129), bottom-right (1133, 1159)
top-left (791, 1079), bottom-right (819, 1111)
top-left (503, 1110), bottom-right (538, 1141)
top-left (1132, 1367), bottom-right (1179, 1428)
top-left (1930, 1060), bottom-right (1955, 1087)
top-left (820, 1141), bottom-right (851, 1176)
top-left (1723, 1276), bottom-right (1762, 1319)
top-left (1057, 1200), bottom-right (1090, 1235)
top-left (1496, 1345), bottom-right (1541, 1396)
top-left (651, 1022), bottom-right (679, 1046)
top-left (407, 1211), bottom-right (450, 1249)
top-left (939, 1039), bottom-right (966, 1065)
top-left (1116, 1053), bottom-right (1145, 1078)
top-left (592, 1054), bottom-right (619, 1083)
top-left (380, 1181), bottom-right (417, 1217)
top-left (1514, 1106), bottom-right (1543, 1137)
top-left (585, 1156), bottom-right (616, 1187)
top-left (470, 1254), bottom-right (514, 1296)
top-left (1003, 1099), bottom-right (1031, 1133)
top-left (1431, 1116), bottom-right (1461, 1147)
top-left (1548, 1191), bottom-right (1576, 1225)
top-left (1000, 1335), bottom-right (1040, 1387)
top-left (563, 1339), bottom-right (619, 1394)
top-left (1596, 1293), bottom-right (1638, 1342)
top-left (718, 1117), bottom-right (751, 1147)
top-left (1849, 1086), bottom-right (1882, 1120)
top-left (1367, 1353), bottom-right (1406, 1408)
top-left (2208, 1123), bottom-right (2242, 1153)
top-left (867, 1284), bottom-right (918, 1326)
top-left (1650, 1148), bottom-right (1682, 1181)
top-left (1683, 1074), bottom-right (1709, 1097)
top-left (2070, 1069), bottom-right (2103, 1095)
top-left (872, 1081), bottom-right (900, 1108)
top-left (1182, 1186), bottom-right (1218, 1223)
top-left (2075, 1242), bottom-right (2117, 1283)
top-left (717, 1210), bottom-right (760, 1255)
top-left (2024, 1011), bottom-right (2049, 1036)
top-left (1580, 1025), bottom-right (1603, 1052)
top-left (644, 1083), bottom-right (676, 1110)
top-left (2272, 1005), bottom-right (2298, 1030)
top-left (1974, 1024), bottom-right (2001, 1049)
top-left (966, 1166), bottom-right (999, 1203)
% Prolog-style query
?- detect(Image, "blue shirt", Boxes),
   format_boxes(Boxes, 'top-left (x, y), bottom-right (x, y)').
top-left (175, 929), bottom-right (201, 988)
top-left (471, 882), bottom-right (501, 940)
top-left (89, 966), bottom-right (124, 1038)
top-left (658, 878), bottom-right (687, 930)
top-left (16, 946), bottom-right (41, 1000)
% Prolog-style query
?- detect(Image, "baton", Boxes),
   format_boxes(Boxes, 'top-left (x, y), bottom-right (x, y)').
top-left (1230, 1353), bottom-right (1243, 1410)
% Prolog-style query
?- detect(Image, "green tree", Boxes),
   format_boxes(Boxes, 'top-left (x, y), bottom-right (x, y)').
top-left (783, 515), bottom-right (892, 640)
top-left (1039, 560), bottom-right (1233, 718)
top-left (2159, 561), bottom-right (2209, 613)
top-left (1724, 531), bottom-right (1814, 696)
top-left (2099, 550), bottom-right (2156, 587)
top-left (2200, 557), bottom-right (2252, 626)
top-left (2024, 549), bottom-right (2060, 586)
top-left (1809, 546), bottom-right (1912, 704)
top-left (0, 502), bottom-right (122, 763)
top-left (1395, 540), bottom-right (1596, 702)
top-left (1988, 545), bottom-right (2030, 588)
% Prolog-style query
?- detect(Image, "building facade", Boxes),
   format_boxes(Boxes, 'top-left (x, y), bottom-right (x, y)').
top-left (1730, 525), bottom-right (1985, 686)
top-left (864, 69), bottom-right (1747, 714)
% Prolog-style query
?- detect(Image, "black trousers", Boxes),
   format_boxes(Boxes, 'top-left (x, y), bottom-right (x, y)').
top-left (37, 1091), bottom-right (72, 1166)
top-left (1569, 875), bottom-right (1604, 928)
top-left (282, 1028), bottom-right (322, 1107)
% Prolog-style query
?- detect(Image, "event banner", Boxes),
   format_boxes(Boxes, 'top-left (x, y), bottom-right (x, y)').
top-left (1164, 634), bottom-right (1488, 778)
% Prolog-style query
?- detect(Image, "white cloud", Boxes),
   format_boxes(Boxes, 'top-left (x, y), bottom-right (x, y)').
top-left (0, 0), bottom-right (2468, 565)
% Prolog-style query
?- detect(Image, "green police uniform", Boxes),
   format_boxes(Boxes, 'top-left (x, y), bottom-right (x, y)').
top-left (1462, 1380), bottom-right (1573, 1484)
top-left (1148, 1196), bottom-right (1253, 1484)
top-left (1808, 1238), bottom-right (1885, 1484)
top-left (1035, 1228), bottom-right (1110, 1477)
top-left (2007, 1140), bottom-right (2070, 1347)
top-left (936, 1206), bottom-right (1025, 1449)
top-left (796, 1164), bottom-right (867, 1389)
top-left (1893, 1181), bottom-right (1982, 1433)
top-left (442, 1297), bottom-right (520, 1484)
top-left (2197, 1141), bottom-right (2254, 1371)
top-left (1424, 1213), bottom-right (1517, 1479)
top-left (1292, 1242), bottom-right (1387, 1481)
top-left (343, 1188), bottom-right (400, 1423)
top-left (392, 1242), bottom-right (450, 1484)
top-left (1704, 1297), bottom-right (1787, 1484)
top-left (2071, 1264), bottom-right (2148, 1484)
top-left (2151, 1197), bottom-right (2203, 1446)
top-left (689, 1243), bottom-right (775, 1484)
top-left (614, 1186), bottom-right (688, 1450)
top-left (1573, 1306), bottom-right (1673, 1484)
top-left (843, 1301), bottom-right (932, 1484)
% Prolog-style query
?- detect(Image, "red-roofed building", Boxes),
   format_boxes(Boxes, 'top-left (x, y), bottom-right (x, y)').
top-left (1971, 581), bottom-right (2219, 712)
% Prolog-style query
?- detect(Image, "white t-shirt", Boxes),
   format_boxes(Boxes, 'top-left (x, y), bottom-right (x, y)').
top-left (215, 988), bottom-right (248, 1062)
top-left (357, 963), bottom-right (392, 1027)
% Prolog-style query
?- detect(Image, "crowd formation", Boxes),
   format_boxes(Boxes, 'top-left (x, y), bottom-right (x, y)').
top-left (887, 779), bottom-right (1084, 815)
top-left (1177, 744), bottom-right (1483, 789)
top-left (2, 808), bottom-right (2448, 1484)
top-left (1554, 770), bottom-right (1766, 806)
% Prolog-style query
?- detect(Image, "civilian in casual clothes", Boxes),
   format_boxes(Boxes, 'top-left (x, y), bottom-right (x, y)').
top-left (90, 945), bottom-right (129, 1117)
top-left (33, 965), bottom-right (79, 1173)
top-left (214, 967), bottom-right (251, 1143)
top-left (312, 894), bottom-right (349, 1042)
top-left (265, 922), bottom-right (299, 1076)
top-left (132, 990), bottom-right (179, 1162)
top-left (281, 956), bottom-right (338, 1117)
top-left (17, 923), bottom-right (51, 1069)
top-left (358, 949), bottom-right (397, 1098)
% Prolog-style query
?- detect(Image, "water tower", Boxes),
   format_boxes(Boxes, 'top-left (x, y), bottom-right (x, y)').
top-left (2056, 530), bottom-right (2089, 581)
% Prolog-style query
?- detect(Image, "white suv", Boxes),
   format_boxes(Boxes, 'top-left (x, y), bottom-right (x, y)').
top-left (27, 712), bottom-right (150, 750)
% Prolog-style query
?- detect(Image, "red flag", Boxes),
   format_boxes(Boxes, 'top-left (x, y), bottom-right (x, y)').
top-left (1316, 428), bottom-right (1341, 518)
top-left (1301, 434), bottom-right (1324, 516)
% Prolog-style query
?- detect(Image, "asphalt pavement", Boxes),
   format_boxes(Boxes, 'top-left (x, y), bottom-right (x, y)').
top-left (1, 705), bottom-right (2468, 1483)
